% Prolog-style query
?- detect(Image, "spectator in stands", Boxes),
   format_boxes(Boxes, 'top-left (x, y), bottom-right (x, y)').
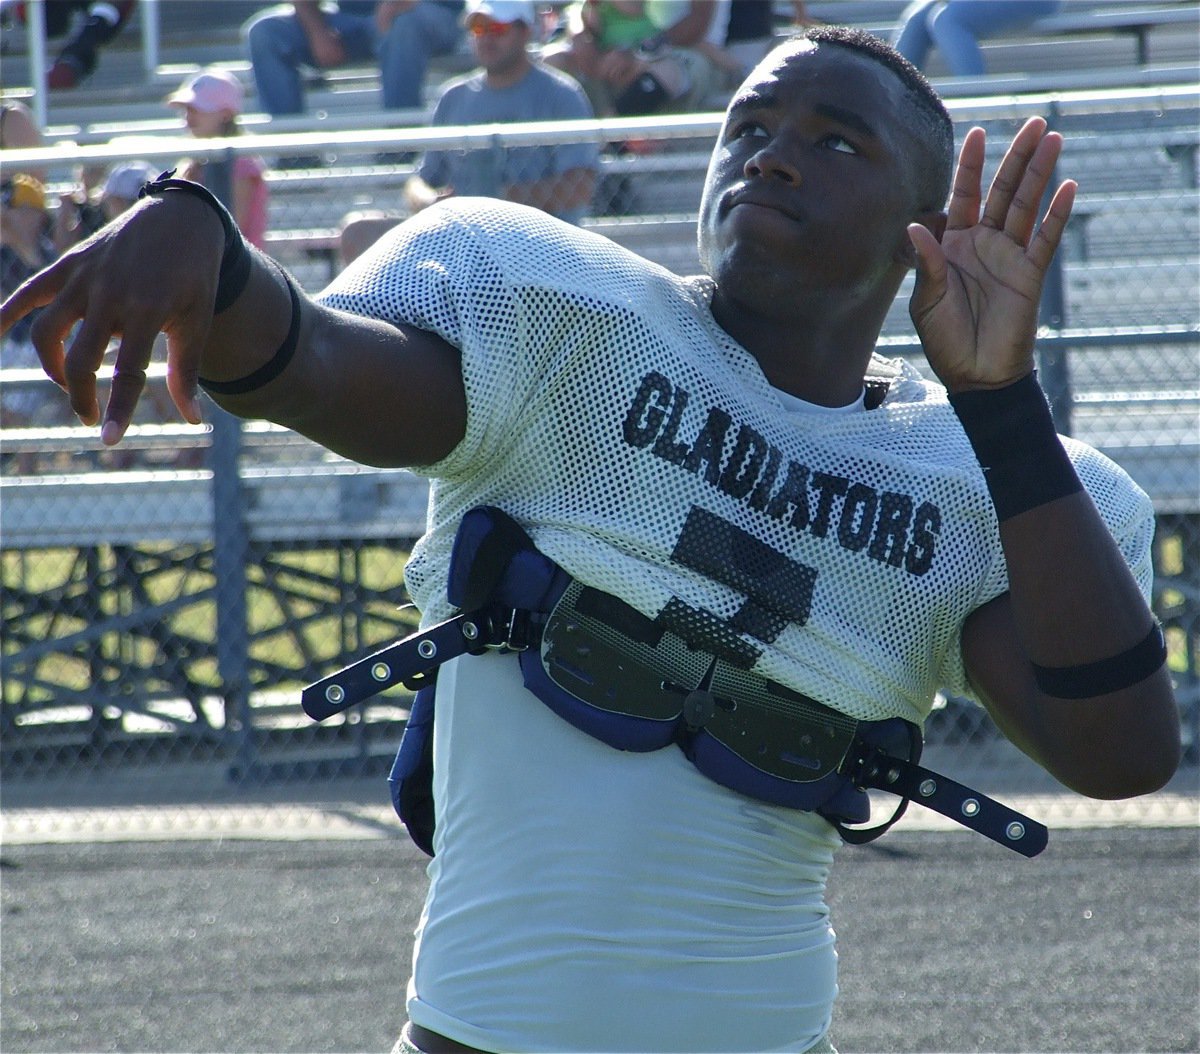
top-left (243, 1), bottom-right (466, 117)
top-left (166, 68), bottom-right (270, 250)
top-left (53, 159), bottom-right (159, 253)
top-left (0, 173), bottom-right (62, 428)
top-left (892, 0), bottom-right (1062, 76)
top-left (0, 99), bottom-right (45, 183)
top-left (340, 0), bottom-right (600, 266)
top-left (544, 0), bottom-right (730, 116)
top-left (0, 0), bottom-right (140, 90)
top-left (712, 1), bottom-right (815, 84)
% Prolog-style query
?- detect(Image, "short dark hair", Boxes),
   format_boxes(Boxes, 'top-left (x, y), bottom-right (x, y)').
top-left (796, 24), bottom-right (955, 210)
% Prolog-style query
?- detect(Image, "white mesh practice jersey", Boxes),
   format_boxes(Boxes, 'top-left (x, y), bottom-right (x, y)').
top-left (320, 198), bottom-right (1155, 727)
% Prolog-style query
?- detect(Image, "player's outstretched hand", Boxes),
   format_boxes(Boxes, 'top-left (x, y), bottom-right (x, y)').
top-left (906, 117), bottom-right (1076, 393)
top-left (0, 191), bottom-right (224, 445)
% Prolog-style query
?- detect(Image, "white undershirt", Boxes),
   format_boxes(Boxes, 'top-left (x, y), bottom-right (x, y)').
top-left (407, 652), bottom-right (841, 1053)
top-left (773, 386), bottom-right (867, 416)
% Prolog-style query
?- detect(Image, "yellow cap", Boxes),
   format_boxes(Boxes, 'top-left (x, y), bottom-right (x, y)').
top-left (2, 173), bottom-right (46, 211)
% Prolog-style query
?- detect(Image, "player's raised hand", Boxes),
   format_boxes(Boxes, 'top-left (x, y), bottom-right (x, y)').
top-left (906, 117), bottom-right (1076, 392)
top-left (0, 191), bottom-right (224, 444)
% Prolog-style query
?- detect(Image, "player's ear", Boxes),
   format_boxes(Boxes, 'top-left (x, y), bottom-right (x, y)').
top-left (897, 209), bottom-right (946, 267)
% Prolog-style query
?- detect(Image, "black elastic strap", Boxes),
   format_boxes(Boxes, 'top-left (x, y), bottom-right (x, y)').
top-left (948, 372), bottom-right (1084, 521)
top-left (198, 261), bottom-right (303, 395)
top-left (138, 172), bottom-right (252, 313)
top-left (1032, 623), bottom-right (1167, 699)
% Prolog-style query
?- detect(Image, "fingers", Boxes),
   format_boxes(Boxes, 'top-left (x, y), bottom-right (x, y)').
top-left (22, 264), bottom-right (96, 393)
top-left (99, 316), bottom-right (164, 445)
top-left (945, 126), bottom-right (986, 232)
top-left (981, 117), bottom-right (1064, 244)
top-left (56, 307), bottom-right (119, 428)
top-left (1, 261), bottom-right (71, 350)
top-left (1027, 178), bottom-right (1077, 274)
top-left (906, 222), bottom-right (948, 320)
top-left (163, 314), bottom-right (213, 427)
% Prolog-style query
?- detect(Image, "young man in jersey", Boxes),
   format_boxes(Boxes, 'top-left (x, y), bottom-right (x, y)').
top-left (1, 25), bottom-right (1180, 1054)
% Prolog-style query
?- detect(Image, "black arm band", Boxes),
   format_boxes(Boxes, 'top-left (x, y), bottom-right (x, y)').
top-left (948, 372), bottom-right (1084, 521)
top-left (138, 172), bottom-right (253, 313)
top-left (1032, 624), bottom-right (1167, 699)
top-left (198, 259), bottom-right (303, 396)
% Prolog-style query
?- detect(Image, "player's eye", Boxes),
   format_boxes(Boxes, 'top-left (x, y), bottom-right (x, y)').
top-left (820, 133), bottom-right (858, 155)
top-left (730, 120), bottom-right (769, 142)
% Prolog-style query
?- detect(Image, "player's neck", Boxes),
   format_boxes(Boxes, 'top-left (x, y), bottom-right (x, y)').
top-left (710, 293), bottom-right (883, 407)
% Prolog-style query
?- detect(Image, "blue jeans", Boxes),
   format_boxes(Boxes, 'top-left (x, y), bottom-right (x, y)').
top-left (892, 0), bottom-right (1061, 76)
top-left (244, 2), bottom-right (463, 115)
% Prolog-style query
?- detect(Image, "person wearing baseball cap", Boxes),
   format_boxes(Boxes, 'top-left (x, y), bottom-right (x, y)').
top-left (401, 0), bottom-right (596, 219)
top-left (165, 67), bottom-right (270, 250)
top-left (0, 172), bottom-right (59, 430)
top-left (166, 68), bottom-right (246, 124)
top-left (339, 0), bottom-right (596, 265)
top-left (463, 0), bottom-right (538, 32)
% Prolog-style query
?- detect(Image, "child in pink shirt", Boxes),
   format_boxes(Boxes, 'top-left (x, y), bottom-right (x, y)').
top-left (166, 67), bottom-right (270, 249)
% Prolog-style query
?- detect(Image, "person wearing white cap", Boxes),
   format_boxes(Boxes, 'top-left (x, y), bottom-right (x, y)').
top-left (165, 68), bottom-right (271, 250)
top-left (101, 161), bottom-right (160, 219)
top-left (339, 0), bottom-right (599, 264)
top-left (243, 1), bottom-right (466, 117)
top-left (407, 0), bottom-right (598, 219)
top-left (52, 158), bottom-right (160, 254)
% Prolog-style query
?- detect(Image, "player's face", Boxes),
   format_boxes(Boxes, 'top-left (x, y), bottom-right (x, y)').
top-left (698, 41), bottom-right (929, 311)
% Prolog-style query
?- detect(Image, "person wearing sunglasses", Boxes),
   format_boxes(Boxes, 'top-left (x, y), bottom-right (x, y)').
top-left (341, 0), bottom-right (600, 264)
top-left (409, 0), bottom-right (598, 218)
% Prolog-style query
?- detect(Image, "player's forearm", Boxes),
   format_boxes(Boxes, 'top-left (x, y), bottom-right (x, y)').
top-left (1001, 494), bottom-right (1154, 663)
top-left (952, 375), bottom-right (1180, 796)
top-left (999, 499), bottom-right (1178, 792)
top-left (199, 254), bottom-right (465, 468)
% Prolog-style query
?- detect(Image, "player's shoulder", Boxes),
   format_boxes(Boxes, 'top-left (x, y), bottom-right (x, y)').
top-left (1060, 433), bottom-right (1154, 521)
top-left (421, 197), bottom-right (679, 285)
top-left (322, 198), bottom-right (687, 315)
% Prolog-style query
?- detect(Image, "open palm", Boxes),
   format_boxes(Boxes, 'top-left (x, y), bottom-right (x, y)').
top-left (907, 118), bottom-right (1076, 392)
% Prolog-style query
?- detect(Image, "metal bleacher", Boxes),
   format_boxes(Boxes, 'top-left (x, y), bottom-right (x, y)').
top-left (1, 1), bottom-right (1197, 772)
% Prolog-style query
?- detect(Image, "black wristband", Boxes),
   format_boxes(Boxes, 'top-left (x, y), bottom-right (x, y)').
top-left (138, 171), bottom-right (252, 313)
top-left (1032, 623), bottom-right (1167, 699)
top-left (198, 259), bottom-right (302, 396)
top-left (948, 372), bottom-right (1083, 521)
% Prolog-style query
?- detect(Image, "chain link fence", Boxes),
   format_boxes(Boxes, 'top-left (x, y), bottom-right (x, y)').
top-left (2, 88), bottom-right (1197, 838)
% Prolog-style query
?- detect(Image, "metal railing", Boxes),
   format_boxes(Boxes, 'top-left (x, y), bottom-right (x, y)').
top-left (2, 94), bottom-right (1196, 821)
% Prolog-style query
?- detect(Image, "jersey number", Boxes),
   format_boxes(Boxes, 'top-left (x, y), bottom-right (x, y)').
top-left (655, 506), bottom-right (817, 669)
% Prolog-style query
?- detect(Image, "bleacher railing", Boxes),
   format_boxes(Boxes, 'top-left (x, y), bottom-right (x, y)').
top-left (2, 91), bottom-right (1197, 826)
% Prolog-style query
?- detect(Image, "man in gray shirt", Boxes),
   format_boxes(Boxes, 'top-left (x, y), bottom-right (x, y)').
top-left (410, 0), bottom-right (600, 221)
top-left (343, 0), bottom-right (599, 264)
